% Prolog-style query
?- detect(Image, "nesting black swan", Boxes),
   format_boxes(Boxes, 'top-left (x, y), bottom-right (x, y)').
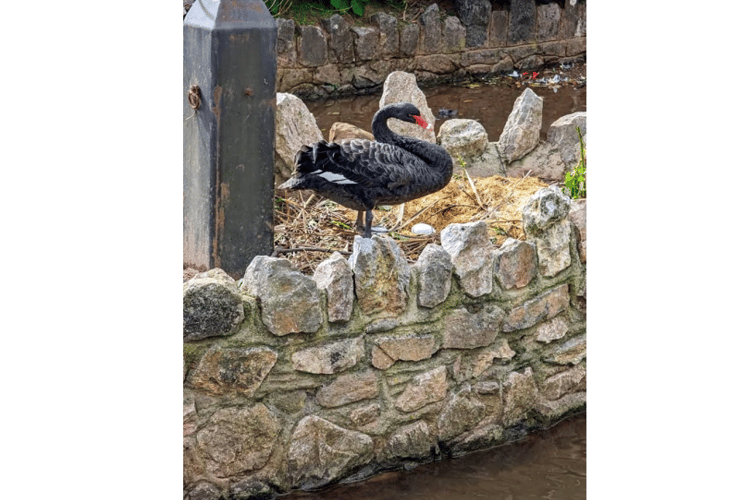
top-left (278, 102), bottom-right (453, 238)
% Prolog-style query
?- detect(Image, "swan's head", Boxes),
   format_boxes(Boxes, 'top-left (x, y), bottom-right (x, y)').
top-left (388, 102), bottom-right (433, 131)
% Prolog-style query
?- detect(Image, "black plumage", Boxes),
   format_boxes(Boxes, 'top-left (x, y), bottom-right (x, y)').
top-left (278, 102), bottom-right (453, 238)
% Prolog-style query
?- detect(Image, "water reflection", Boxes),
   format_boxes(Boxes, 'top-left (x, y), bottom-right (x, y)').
top-left (281, 413), bottom-right (586, 500)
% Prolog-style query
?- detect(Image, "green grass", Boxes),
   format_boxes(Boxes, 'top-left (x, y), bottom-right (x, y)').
top-left (563, 127), bottom-right (586, 199)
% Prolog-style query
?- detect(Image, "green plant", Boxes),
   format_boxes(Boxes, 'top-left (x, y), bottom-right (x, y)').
top-left (330, 0), bottom-right (370, 17)
top-left (263, 0), bottom-right (293, 17)
top-left (330, 220), bottom-right (352, 230)
top-left (563, 127), bottom-right (586, 199)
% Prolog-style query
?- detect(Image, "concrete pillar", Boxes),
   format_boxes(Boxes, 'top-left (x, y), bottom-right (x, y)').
top-left (183, 0), bottom-right (277, 278)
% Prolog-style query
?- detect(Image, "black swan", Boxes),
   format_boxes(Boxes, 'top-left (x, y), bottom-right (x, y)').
top-left (278, 102), bottom-right (453, 238)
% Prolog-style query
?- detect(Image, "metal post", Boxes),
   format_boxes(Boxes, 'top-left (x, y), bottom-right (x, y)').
top-left (184, 0), bottom-right (277, 279)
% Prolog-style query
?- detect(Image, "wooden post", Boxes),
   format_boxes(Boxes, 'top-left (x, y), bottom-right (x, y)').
top-left (183, 0), bottom-right (277, 278)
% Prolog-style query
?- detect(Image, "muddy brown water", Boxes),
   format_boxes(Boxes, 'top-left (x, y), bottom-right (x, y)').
top-left (280, 413), bottom-right (586, 500)
top-left (304, 66), bottom-right (586, 143)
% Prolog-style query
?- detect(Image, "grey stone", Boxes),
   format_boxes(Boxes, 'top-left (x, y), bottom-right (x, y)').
top-left (502, 367), bottom-right (539, 426)
top-left (242, 255), bottom-right (323, 336)
top-left (548, 112), bottom-right (587, 168)
top-left (414, 54), bottom-right (458, 76)
top-left (349, 235), bottom-right (410, 316)
top-left (443, 304), bottom-right (503, 350)
top-left (350, 403), bottom-right (381, 426)
top-left (287, 416), bottom-right (374, 490)
top-left (438, 386), bottom-right (486, 441)
top-left (475, 380), bottom-right (500, 395)
top-left (503, 283), bottom-right (569, 332)
top-left (291, 337), bottom-right (365, 374)
top-left (328, 122), bottom-right (374, 143)
top-left (440, 221), bottom-right (494, 297)
top-left (534, 315), bottom-right (569, 344)
top-left (460, 48), bottom-right (504, 67)
top-left (395, 366), bottom-right (448, 412)
top-left (184, 270), bottom-right (244, 342)
top-left (313, 63), bottom-right (341, 86)
top-left (464, 25), bottom-right (488, 49)
top-left (437, 119), bottom-right (489, 162)
top-left (371, 334), bottom-right (437, 370)
top-left (184, 397), bottom-right (197, 437)
top-left (277, 68), bottom-right (313, 95)
top-left (532, 218), bottom-right (572, 277)
top-left (186, 482), bottom-right (222, 500)
top-left (229, 479), bottom-right (274, 500)
top-left (560, 0), bottom-right (586, 39)
top-left (196, 405), bottom-right (281, 477)
top-left (321, 14), bottom-right (355, 64)
top-left (415, 243), bottom-right (452, 308)
top-left (522, 186), bottom-right (573, 276)
top-left (382, 421), bottom-right (436, 461)
top-left (274, 93), bottom-right (324, 186)
top-left (444, 16), bottom-right (466, 53)
top-left (352, 63), bottom-right (387, 89)
top-left (498, 88), bottom-right (543, 163)
top-left (313, 252), bottom-right (354, 323)
top-left (455, 0), bottom-right (492, 47)
top-left (379, 71), bottom-right (436, 144)
top-left (509, 0), bottom-right (536, 44)
top-left (465, 340), bottom-right (516, 379)
top-left (352, 26), bottom-right (379, 61)
top-left (488, 10), bottom-right (508, 47)
top-left (537, 3), bottom-right (561, 41)
top-left (505, 141), bottom-right (568, 181)
top-left (522, 186), bottom-right (572, 236)
top-left (190, 346), bottom-right (277, 396)
top-left (570, 199), bottom-right (586, 263)
top-left (462, 142), bottom-right (505, 178)
top-left (317, 370), bottom-right (379, 407)
top-left (400, 23), bottom-right (420, 58)
top-left (536, 391), bottom-right (586, 419)
top-left (419, 3), bottom-right (443, 54)
top-left (494, 238), bottom-right (537, 289)
top-left (540, 364), bottom-right (586, 401)
top-left (371, 12), bottom-right (399, 58)
top-left (268, 390), bottom-right (307, 414)
top-left (298, 25), bottom-right (327, 67)
top-left (544, 335), bottom-right (586, 365)
top-left (365, 317), bottom-right (400, 334)
top-left (276, 18), bottom-right (296, 68)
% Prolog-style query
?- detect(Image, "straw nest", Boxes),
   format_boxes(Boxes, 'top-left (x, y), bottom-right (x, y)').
top-left (273, 173), bottom-right (551, 275)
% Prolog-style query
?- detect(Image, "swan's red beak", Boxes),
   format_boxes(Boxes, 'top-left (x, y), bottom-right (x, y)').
top-left (412, 114), bottom-right (433, 131)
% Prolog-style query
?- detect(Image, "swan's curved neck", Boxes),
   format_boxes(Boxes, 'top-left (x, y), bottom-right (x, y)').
top-left (371, 106), bottom-right (410, 145)
top-left (371, 106), bottom-right (451, 171)
top-left (372, 107), bottom-right (429, 155)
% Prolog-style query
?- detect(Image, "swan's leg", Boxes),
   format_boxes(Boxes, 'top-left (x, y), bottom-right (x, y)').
top-left (355, 210), bottom-right (365, 231)
top-left (363, 210), bottom-right (373, 238)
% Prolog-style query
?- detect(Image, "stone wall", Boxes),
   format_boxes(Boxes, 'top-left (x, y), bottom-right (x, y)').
top-left (276, 1), bottom-right (586, 97)
top-left (183, 186), bottom-right (587, 499)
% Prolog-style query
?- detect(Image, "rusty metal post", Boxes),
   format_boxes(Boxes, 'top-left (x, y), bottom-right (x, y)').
top-left (184, 0), bottom-right (277, 278)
